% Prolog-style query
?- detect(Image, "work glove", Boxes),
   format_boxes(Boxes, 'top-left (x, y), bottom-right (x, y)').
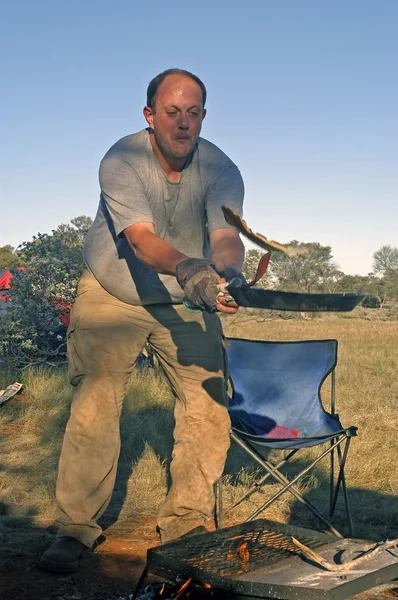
top-left (176, 258), bottom-right (220, 312)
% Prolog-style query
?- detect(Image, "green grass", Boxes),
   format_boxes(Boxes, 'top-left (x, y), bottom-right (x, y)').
top-left (0, 318), bottom-right (397, 547)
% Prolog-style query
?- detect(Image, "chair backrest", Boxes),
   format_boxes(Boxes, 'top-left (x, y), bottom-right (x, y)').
top-left (226, 338), bottom-right (342, 447)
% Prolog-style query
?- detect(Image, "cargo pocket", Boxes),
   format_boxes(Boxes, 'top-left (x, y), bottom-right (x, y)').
top-left (66, 316), bottom-right (85, 386)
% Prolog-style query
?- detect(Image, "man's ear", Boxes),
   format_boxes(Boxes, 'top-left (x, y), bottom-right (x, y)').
top-left (143, 106), bottom-right (154, 127)
top-left (202, 108), bottom-right (207, 120)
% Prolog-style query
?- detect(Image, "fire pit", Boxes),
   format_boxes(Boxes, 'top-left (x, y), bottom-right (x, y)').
top-left (134, 519), bottom-right (398, 600)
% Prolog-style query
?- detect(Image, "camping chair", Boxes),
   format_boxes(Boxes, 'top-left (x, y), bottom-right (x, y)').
top-left (216, 338), bottom-right (358, 538)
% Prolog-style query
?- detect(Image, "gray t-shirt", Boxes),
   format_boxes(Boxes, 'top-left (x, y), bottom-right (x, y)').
top-left (84, 128), bottom-right (244, 305)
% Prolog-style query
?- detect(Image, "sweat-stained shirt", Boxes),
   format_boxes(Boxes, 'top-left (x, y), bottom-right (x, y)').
top-left (84, 128), bottom-right (244, 305)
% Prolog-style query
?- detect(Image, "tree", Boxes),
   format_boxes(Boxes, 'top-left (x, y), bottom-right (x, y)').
top-left (373, 245), bottom-right (398, 275)
top-left (16, 216), bottom-right (93, 303)
top-left (0, 216), bottom-right (92, 369)
top-left (336, 274), bottom-right (370, 293)
top-left (18, 216), bottom-right (92, 262)
top-left (0, 263), bottom-right (68, 369)
top-left (0, 245), bottom-right (23, 269)
top-left (336, 273), bottom-right (384, 308)
top-left (370, 246), bottom-right (398, 308)
top-left (270, 242), bottom-right (343, 293)
top-left (383, 269), bottom-right (398, 304)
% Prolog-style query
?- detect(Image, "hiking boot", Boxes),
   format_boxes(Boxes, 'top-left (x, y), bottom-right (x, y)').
top-left (39, 536), bottom-right (89, 573)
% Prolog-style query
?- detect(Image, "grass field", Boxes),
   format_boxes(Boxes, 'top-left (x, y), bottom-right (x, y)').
top-left (1, 317), bottom-right (397, 548)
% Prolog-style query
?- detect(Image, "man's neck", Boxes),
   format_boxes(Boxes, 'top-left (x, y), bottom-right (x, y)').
top-left (149, 133), bottom-right (186, 183)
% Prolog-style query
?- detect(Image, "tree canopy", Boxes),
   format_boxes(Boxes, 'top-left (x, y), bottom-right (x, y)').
top-left (373, 245), bottom-right (398, 275)
top-left (270, 242), bottom-right (343, 293)
top-left (0, 216), bottom-right (92, 369)
top-left (0, 245), bottom-right (23, 270)
top-left (241, 243), bottom-right (398, 309)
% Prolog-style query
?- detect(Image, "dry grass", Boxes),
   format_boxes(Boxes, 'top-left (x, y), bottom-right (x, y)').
top-left (0, 318), bottom-right (397, 546)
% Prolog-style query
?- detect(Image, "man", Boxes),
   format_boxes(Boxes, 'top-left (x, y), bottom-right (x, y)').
top-left (39, 68), bottom-right (245, 573)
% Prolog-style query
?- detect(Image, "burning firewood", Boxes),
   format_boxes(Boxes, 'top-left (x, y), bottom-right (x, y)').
top-left (291, 536), bottom-right (398, 572)
top-left (173, 577), bottom-right (191, 599)
top-left (237, 541), bottom-right (250, 563)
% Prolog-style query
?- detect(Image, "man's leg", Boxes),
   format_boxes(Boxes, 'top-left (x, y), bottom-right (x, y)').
top-left (40, 272), bottom-right (152, 571)
top-left (150, 304), bottom-right (230, 542)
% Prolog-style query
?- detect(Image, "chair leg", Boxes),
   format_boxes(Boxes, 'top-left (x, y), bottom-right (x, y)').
top-left (245, 461), bottom-right (344, 538)
top-left (330, 440), bottom-right (335, 515)
top-left (231, 432), bottom-right (345, 538)
top-left (330, 439), bottom-right (354, 537)
top-left (223, 451), bottom-right (297, 514)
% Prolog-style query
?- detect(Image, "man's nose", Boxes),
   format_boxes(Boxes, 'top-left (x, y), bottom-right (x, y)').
top-left (176, 113), bottom-right (189, 129)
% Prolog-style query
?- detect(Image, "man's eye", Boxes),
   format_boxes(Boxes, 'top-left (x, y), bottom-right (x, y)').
top-left (189, 112), bottom-right (199, 118)
top-left (167, 111), bottom-right (177, 117)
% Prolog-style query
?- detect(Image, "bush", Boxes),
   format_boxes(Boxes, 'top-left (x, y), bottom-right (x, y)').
top-left (0, 217), bottom-right (91, 370)
top-left (0, 261), bottom-right (70, 369)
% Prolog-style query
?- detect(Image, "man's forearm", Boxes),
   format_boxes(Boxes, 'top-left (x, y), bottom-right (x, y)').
top-left (210, 234), bottom-right (245, 273)
top-left (125, 227), bottom-right (187, 275)
top-left (124, 223), bottom-right (244, 278)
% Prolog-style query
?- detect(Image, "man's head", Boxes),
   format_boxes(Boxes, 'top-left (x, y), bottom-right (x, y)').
top-left (146, 69), bottom-right (207, 110)
top-left (143, 69), bottom-right (207, 166)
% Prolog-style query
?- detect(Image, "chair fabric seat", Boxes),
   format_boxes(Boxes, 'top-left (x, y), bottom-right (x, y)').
top-left (230, 422), bottom-right (348, 450)
top-left (227, 338), bottom-right (344, 449)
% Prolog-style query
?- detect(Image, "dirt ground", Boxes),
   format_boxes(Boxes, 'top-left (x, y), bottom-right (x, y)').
top-left (0, 520), bottom-right (155, 600)
top-left (1, 518), bottom-right (397, 600)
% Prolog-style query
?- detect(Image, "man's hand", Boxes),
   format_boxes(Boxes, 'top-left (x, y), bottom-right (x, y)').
top-left (176, 259), bottom-right (245, 314)
top-left (209, 229), bottom-right (245, 313)
top-left (215, 267), bottom-right (246, 314)
top-left (176, 258), bottom-right (220, 311)
top-left (217, 267), bottom-right (247, 288)
top-left (215, 275), bottom-right (239, 314)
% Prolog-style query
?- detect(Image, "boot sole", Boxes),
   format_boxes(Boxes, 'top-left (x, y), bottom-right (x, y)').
top-left (38, 555), bottom-right (80, 573)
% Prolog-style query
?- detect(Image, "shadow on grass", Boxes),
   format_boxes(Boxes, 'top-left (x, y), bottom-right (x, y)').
top-left (289, 482), bottom-right (398, 540)
top-left (100, 403), bottom-right (175, 531)
top-left (221, 442), bottom-right (398, 541)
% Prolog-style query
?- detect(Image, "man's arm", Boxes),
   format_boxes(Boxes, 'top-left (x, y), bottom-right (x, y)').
top-left (209, 228), bottom-right (245, 273)
top-left (123, 222), bottom-right (187, 275)
top-left (209, 228), bottom-right (245, 314)
top-left (124, 223), bottom-right (242, 314)
top-left (124, 224), bottom-right (245, 276)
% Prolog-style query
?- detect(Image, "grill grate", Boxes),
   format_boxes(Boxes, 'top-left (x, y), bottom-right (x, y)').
top-left (148, 519), bottom-right (334, 579)
top-left (143, 519), bottom-right (398, 600)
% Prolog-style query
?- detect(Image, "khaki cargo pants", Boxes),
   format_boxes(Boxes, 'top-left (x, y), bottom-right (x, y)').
top-left (55, 271), bottom-right (230, 545)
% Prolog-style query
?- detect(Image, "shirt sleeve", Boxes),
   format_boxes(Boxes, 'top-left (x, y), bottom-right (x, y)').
top-left (99, 153), bottom-right (154, 237)
top-left (205, 165), bottom-right (244, 232)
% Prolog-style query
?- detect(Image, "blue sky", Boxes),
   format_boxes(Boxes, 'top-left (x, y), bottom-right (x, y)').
top-left (1, 0), bottom-right (397, 275)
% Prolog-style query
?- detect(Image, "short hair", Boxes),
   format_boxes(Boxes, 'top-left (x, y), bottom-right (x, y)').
top-left (146, 68), bottom-right (207, 110)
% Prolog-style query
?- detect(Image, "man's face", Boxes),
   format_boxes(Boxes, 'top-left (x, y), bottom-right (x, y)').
top-left (144, 75), bottom-right (206, 163)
